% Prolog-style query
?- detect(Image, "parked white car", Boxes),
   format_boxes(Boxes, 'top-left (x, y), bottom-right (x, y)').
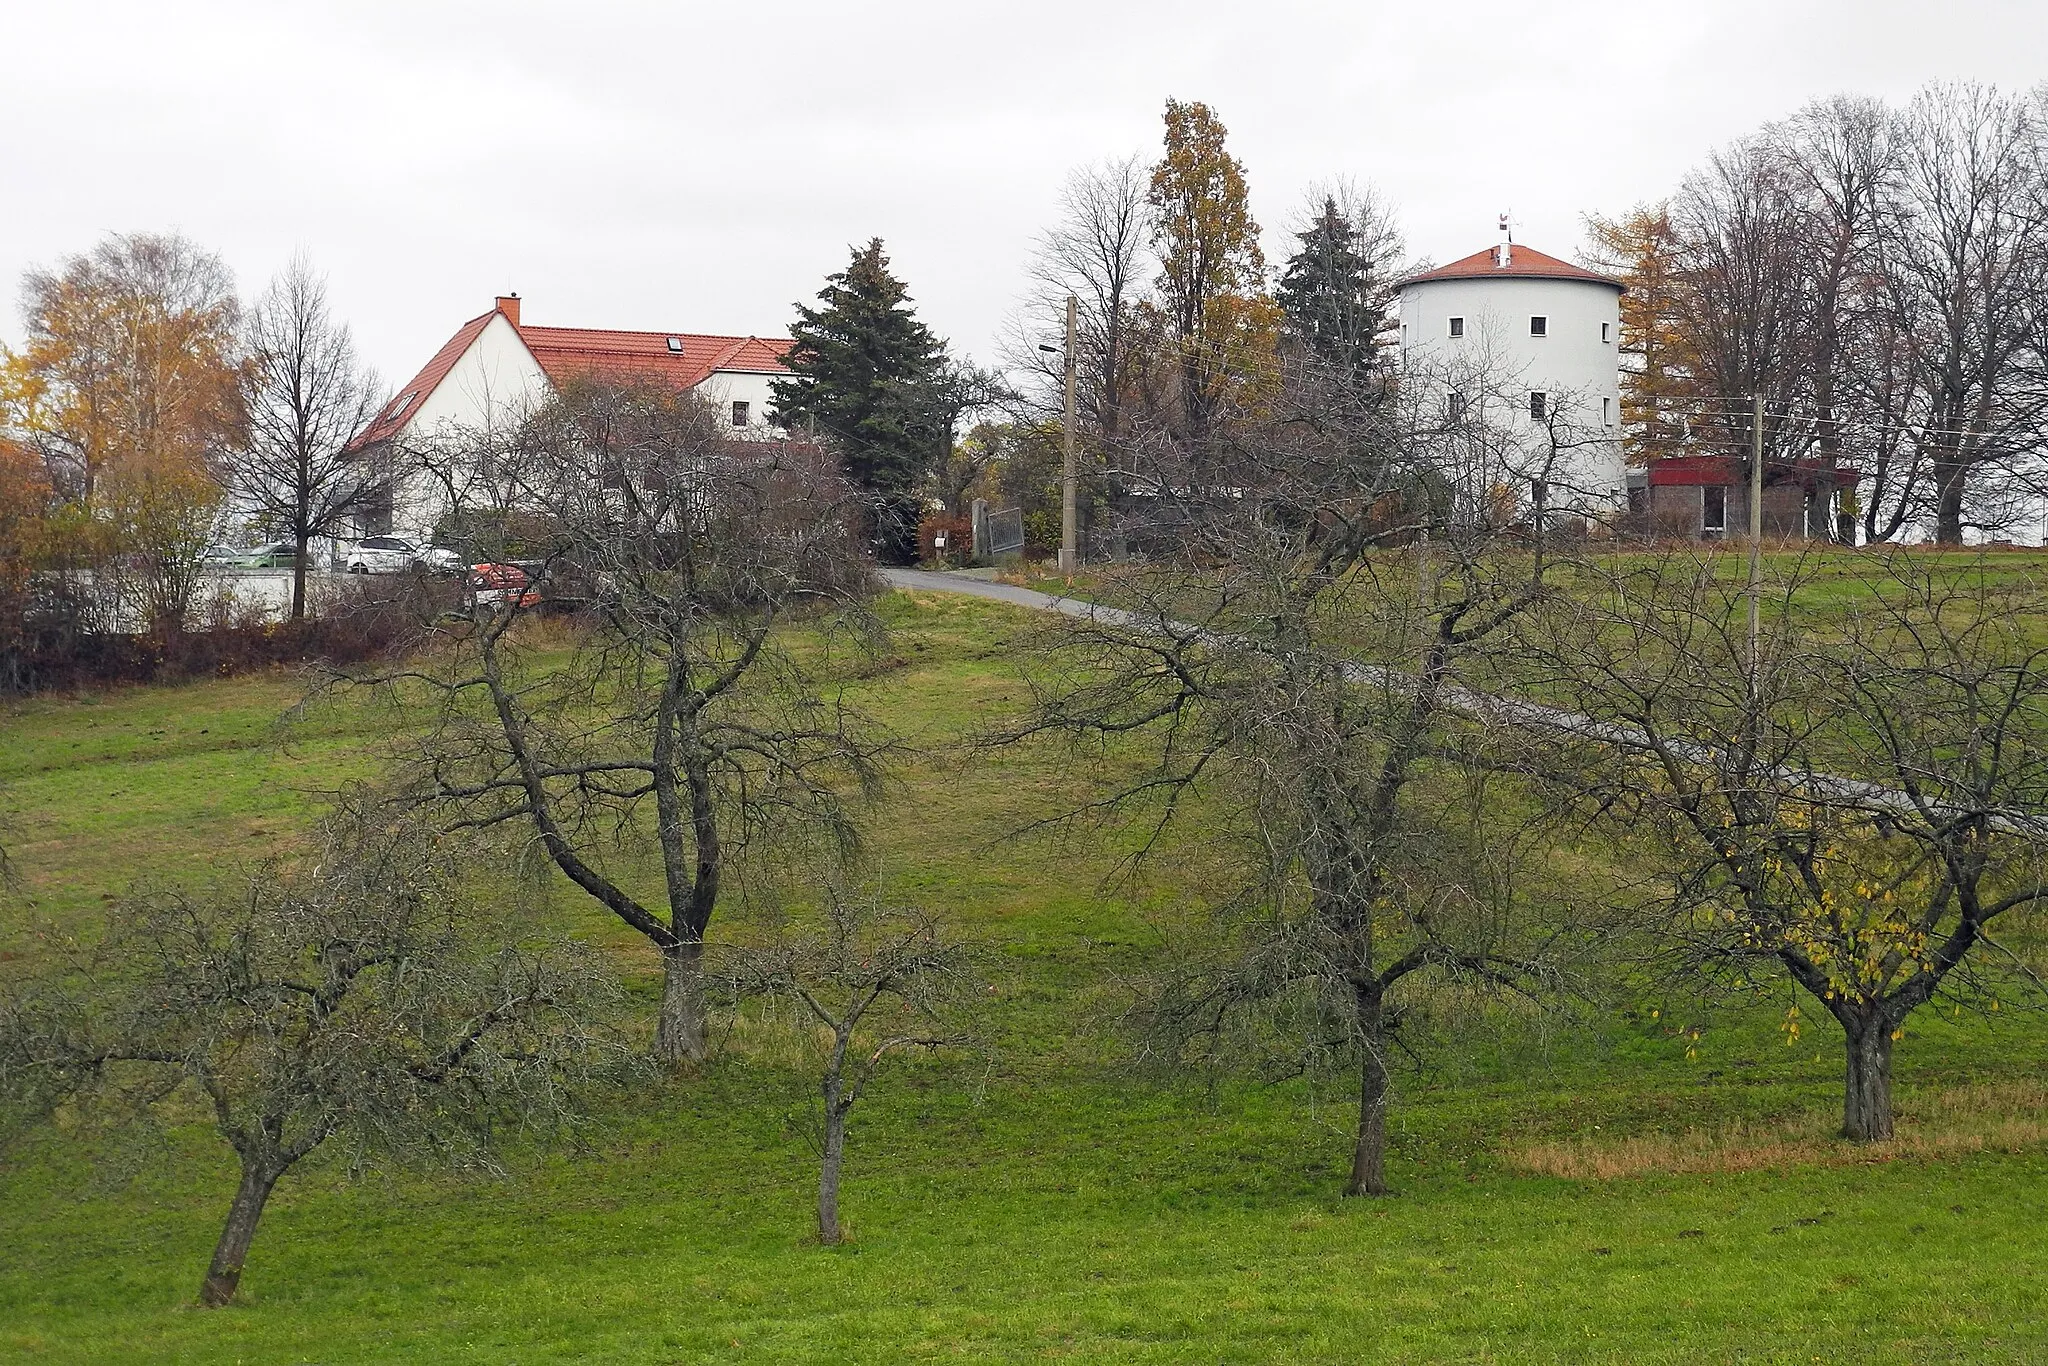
top-left (343, 536), bottom-right (463, 575)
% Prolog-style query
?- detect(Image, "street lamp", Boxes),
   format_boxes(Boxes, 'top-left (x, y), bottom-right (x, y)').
top-left (1039, 298), bottom-right (1079, 572)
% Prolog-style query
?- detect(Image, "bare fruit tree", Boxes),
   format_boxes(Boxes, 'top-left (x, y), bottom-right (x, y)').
top-left (1535, 550), bottom-right (2048, 1141)
top-left (1003, 359), bottom-right (1599, 1196)
top-left (370, 380), bottom-right (890, 1064)
top-left (715, 894), bottom-right (981, 1245)
top-left (0, 809), bottom-right (619, 1307)
top-left (229, 255), bottom-right (387, 619)
top-left (1004, 152), bottom-right (1152, 447)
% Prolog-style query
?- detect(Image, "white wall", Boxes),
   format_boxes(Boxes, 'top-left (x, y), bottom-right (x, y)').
top-left (377, 328), bottom-right (789, 542)
top-left (382, 314), bottom-right (553, 542)
top-left (693, 369), bottom-right (782, 435)
top-left (412, 312), bottom-right (553, 436)
top-left (1398, 274), bottom-right (1624, 511)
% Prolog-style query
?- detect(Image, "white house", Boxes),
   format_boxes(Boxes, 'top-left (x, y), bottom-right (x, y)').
top-left (347, 294), bottom-right (791, 541)
top-left (1397, 236), bottom-right (1626, 515)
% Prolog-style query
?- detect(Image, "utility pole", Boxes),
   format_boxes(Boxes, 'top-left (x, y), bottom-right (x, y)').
top-left (1747, 391), bottom-right (1765, 683)
top-left (1059, 294), bottom-right (1079, 574)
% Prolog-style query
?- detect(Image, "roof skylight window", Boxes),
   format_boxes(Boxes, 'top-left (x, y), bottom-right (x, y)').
top-left (666, 337), bottom-right (684, 353)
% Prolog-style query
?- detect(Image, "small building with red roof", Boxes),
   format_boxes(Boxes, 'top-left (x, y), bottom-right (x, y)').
top-left (1397, 230), bottom-right (1626, 516)
top-left (347, 295), bottom-right (790, 539)
top-left (1625, 454), bottom-right (1862, 540)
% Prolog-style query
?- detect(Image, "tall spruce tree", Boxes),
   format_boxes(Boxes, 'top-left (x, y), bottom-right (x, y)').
top-left (772, 239), bottom-right (946, 563)
top-left (1275, 196), bottom-right (1393, 384)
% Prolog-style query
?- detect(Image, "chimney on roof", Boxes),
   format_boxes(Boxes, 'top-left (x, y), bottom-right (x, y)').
top-left (496, 293), bottom-right (521, 328)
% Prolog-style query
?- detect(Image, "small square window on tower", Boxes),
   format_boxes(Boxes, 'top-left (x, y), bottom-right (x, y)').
top-left (731, 400), bottom-right (750, 428)
top-left (1530, 315), bottom-right (1548, 337)
top-left (1601, 321), bottom-right (1612, 343)
top-left (1529, 391), bottom-right (1548, 421)
top-left (1602, 396), bottom-right (1613, 425)
top-left (1447, 316), bottom-right (1465, 338)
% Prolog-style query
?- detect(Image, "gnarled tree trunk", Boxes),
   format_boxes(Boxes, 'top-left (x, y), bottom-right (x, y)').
top-left (201, 1158), bottom-right (281, 1307)
top-left (654, 939), bottom-right (707, 1064)
top-left (1932, 452), bottom-right (1967, 547)
top-left (1346, 981), bottom-right (1391, 1196)
top-left (818, 1084), bottom-right (849, 1245)
top-left (1842, 1015), bottom-right (1895, 1141)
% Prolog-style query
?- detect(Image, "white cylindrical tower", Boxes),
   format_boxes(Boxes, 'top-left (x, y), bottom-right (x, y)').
top-left (1397, 238), bottom-right (1625, 514)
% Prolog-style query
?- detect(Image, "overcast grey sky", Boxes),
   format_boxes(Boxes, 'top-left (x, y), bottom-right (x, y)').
top-left (5, 0), bottom-right (2045, 390)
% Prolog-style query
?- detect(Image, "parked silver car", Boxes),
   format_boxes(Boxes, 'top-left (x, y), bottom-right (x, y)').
top-left (342, 536), bottom-right (463, 575)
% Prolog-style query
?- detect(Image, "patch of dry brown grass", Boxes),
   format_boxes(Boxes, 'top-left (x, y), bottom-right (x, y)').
top-left (1506, 1081), bottom-right (2048, 1180)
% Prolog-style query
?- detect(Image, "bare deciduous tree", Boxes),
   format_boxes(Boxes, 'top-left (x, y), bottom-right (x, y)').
top-left (371, 381), bottom-right (890, 1065)
top-left (1006, 152), bottom-right (1152, 447)
top-left (1637, 82), bottom-right (2048, 544)
top-left (1670, 134), bottom-right (1816, 460)
top-left (1002, 362), bottom-right (1597, 1196)
top-left (1782, 94), bottom-right (1897, 541)
top-left (0, 810), bottom-right (618, 1307)
top-left (1870, 84), bottom-right (2048, 544)
top-left (715, 894), bottom-right (980, 1244)
top-left (1535, 550), bottom-right (2048, 1140)
top-left (230, 256), bottom-right (387, 619)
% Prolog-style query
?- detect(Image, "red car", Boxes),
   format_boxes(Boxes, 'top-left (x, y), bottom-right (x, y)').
top-left (466, 562), bottom-right (541, 610)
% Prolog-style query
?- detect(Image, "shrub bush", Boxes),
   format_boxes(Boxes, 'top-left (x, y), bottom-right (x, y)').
top-left (0, 571), bottom-right (455, 694)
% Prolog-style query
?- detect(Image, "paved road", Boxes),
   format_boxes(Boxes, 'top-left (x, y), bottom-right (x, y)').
top-left (880, 567), bottom-right (1100, 620)
top-left (876, 565), bottom-right (2034, 835)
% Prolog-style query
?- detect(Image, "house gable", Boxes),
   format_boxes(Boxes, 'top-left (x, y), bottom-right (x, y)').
top-left (351, 307), bottom-right (553, 451)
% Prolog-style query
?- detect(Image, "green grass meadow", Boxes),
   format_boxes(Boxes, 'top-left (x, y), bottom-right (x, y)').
top-left (2, 589), bottom-right (2046, 1363)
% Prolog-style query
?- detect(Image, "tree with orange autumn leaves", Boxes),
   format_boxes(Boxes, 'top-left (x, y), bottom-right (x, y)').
top-left (1139, 99), bottom-right (1282, 450)
top-left (1581, 203), bottom-right (1697, 465)
top-left (0, 438), bottom-right (59, 677)
top-left (1, 233), bottom-right (245, 636)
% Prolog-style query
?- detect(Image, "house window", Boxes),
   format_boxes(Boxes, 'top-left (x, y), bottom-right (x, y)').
top-left (666, 337), bottom-right (684, 353)
top-left (731, 400), bottom-right (750, 427)
top-left (1531, 478), bottom-right (1549, 507)
top-left (386, 391), bottom-right (417, 422)
top-left (1529, 391), bottom-right (1548, 421)
top-left (1601, 321), bottom-right (1612, 343)
top-left (1447, 316), bottom-right (1465, 338)
top-left (1446, 390), bottom-right (1466, 422)
top-left (1703, 485), bottom-right (1727, 532)
top-left (1530, 315), bottom-right (1548, 337)
top-left (1602, 396), bottom-right (1613, 425)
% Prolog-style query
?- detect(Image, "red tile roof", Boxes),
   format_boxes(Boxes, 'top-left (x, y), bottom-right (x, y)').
top-left (518, 326), bottom-right (790, 390)
top-left (351, 309), bottom-right (497, 449)
top-left (349, 304), bottom-right (793, 450)
top-left (1404, 244), bottom-right (1624, 290)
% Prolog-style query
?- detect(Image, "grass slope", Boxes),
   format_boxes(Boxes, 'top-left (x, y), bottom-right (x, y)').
top-left (1, 591), bottom-right (2045, 1363)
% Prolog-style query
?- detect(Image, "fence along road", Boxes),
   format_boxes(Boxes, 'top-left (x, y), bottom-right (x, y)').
top-left (878, 567), bottom-right (2048, 840)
